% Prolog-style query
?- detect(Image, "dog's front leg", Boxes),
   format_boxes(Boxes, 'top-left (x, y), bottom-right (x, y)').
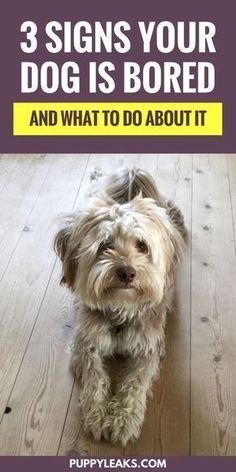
top-left (71, 342), bottom-right (110, 441)
top-left (104, 352), bottom-right (160, 445)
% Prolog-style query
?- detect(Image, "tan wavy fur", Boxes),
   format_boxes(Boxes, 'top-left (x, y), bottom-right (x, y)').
top-left (54, 168), bottom-right (186, 446)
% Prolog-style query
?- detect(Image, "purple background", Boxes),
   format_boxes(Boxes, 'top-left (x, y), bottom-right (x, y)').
top-left (0, 457), bottom-right (236, 472)
top-left (0, 0), bottom-right (235, 153)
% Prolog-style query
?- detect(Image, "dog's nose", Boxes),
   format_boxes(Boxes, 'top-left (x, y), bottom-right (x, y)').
top-left (117, 266), bottom-right (136, 284)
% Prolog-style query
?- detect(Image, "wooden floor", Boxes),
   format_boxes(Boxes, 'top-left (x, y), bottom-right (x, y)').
top-left (0, 154), bottom-right (236, 456)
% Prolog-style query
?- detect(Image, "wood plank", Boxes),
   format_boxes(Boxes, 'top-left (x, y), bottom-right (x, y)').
top-left (0, 154), bottom-right (54, 280)
top-left (0, 154), bottom-right (89, 434)
top-left (191, 155), bottom-right (236, 455)
top-left (227, 154), bottom-right (236, 243)
top-left (58, 154), bottom-right (159, 456)
top-left (124, 154), bottom-right (192, 455)
top-left (0, 263), bottom-right (75, 455)
top-left (0, 154), bottom-right (20, 194)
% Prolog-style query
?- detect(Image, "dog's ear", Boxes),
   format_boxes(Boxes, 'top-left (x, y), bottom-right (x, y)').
top-left (163, 217), bottom-right (185, 291)
top-left (166, 200), bottom-right (187, 240)
top-left (54, 225), bottom-right (78, 290)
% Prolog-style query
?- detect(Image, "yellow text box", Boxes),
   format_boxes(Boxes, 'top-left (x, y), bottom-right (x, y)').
top-left (13, 102), bottom-right (223, 136)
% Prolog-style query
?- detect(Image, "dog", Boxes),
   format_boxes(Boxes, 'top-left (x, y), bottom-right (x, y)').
top-left (54, 168), bottom-right (186, 446)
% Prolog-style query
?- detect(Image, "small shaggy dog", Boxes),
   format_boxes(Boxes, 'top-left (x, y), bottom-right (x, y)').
top-left (54, 168), bottom-right (186, 446)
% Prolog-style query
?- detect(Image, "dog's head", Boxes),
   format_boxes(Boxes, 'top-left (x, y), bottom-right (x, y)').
top-left (54, 195), bottom-right (184, 312)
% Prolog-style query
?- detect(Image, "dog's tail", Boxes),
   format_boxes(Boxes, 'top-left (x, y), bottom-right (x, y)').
top-left (104, 167), bottom-right (166, 206)
top-left (104, 167), bottom-right (187, 239)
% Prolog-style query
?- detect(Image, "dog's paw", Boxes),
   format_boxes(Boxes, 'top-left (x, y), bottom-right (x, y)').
top-left (79, 377), bottom-right (111, 442)
top-left (102, 396), bottom-right (144, 446)
top-left (83, 402), bottom-right (108, 442)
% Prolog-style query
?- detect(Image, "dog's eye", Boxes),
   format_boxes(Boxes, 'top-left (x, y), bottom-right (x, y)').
top-left (135, 240), bottom-right (148, 254)
top-left (98, 241), bottom-right (114, 253)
